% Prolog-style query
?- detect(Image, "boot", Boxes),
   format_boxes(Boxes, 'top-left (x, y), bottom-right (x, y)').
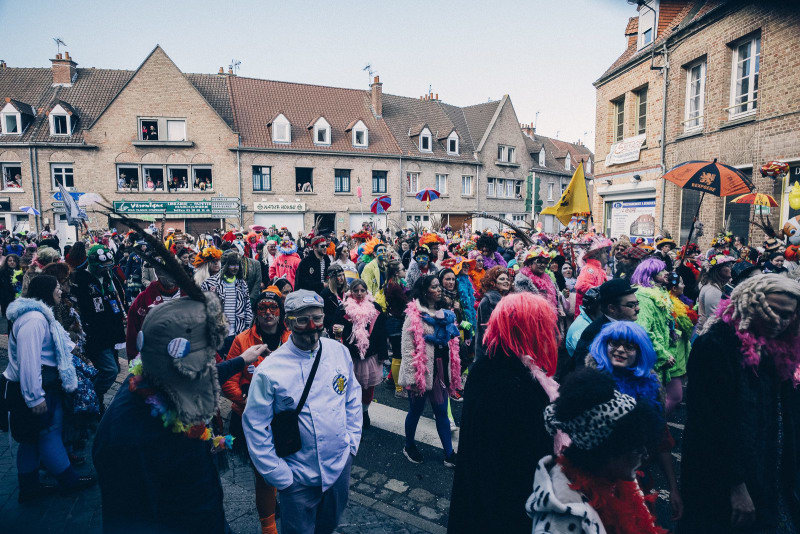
top-left (260, 514), bottom-right (278, 534)
top-left (55, 465), bottom-right (96, 495)
top-left (17, 471), bottom-right (57, 504)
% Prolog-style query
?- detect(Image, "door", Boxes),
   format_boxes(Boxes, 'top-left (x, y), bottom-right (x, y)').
top-left (254, 213), bottom-right (304, 238)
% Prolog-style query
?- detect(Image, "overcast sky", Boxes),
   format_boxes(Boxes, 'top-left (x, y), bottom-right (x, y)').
top-left (0, 0), bottom-right (634, 152)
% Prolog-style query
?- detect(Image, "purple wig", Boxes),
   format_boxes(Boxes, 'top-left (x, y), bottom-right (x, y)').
top-left (630, 257), bottom-right (666, 288)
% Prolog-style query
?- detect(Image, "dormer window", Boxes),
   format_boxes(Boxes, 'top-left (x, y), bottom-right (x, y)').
top-left (310, 117), bottom-right (331, 146)
top-left (48, 103), bottom-right (76, 136)
top-left (565, 153), bottom-right (571, 170)
top-left (1, 102), bottom-right (21, 135)
top-left (637, 0), bottom-right (657, 50)
top-left (538, 148), bottom-right (545, 166)
top-left (420, 128), bottom-right (432, 152)
top-left (347, 119), bottom-right (368, 148)
top-left (446, 131), bottom-right (459, 155)
top-left (586, 159), bottom-right (592, 174)
top-left (271, 114), bottom-right (291, 143)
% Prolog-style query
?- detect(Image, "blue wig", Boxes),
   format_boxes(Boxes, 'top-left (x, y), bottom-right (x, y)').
top-left (589, 321), bottom-right (656, 378)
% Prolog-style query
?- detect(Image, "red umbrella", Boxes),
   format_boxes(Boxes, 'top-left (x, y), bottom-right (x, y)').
top-left (415, 188), bottom-right (441, 202)
top-left (370, 195), bottom-right (391, 214)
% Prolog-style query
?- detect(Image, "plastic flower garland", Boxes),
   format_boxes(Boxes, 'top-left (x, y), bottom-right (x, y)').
top-left (128, 358), bottom-right (234, 451)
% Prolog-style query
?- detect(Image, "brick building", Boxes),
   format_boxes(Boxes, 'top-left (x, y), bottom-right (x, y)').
top-left (0, 46), bottom-right (531, 243)
top-left (593, 0), bottom-right (800, 247)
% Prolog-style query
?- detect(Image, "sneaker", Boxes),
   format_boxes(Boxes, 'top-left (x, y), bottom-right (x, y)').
top-left (403, 445), bottom-right (423, 464)
top-left (394, 389), bottom-right (408, 399)
top-left (444, 452), bottom-right (457, 468)
top-left (450, 390), bottom-right (464, 402)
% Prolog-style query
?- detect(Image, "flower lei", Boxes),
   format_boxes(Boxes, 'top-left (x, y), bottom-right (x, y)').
top-left (558, 456), bottom-right (667, 534)
top-left (128, 358), bottom-right (234, 451)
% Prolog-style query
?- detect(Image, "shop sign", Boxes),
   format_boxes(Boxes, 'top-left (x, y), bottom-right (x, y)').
top-left (113, 199), bottom-right (239, 216)
top-left (605, 134), bottom-right (647, 167)
top-left (253, 201), bottom-right (306, 212)
top-left (608, 199), bottom-right (656, 241)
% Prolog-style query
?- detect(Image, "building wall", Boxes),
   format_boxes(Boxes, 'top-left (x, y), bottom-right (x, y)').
top-left (0, 147), bottom-right (40, 232)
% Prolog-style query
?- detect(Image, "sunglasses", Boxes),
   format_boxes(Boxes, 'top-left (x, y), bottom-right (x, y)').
top-left (287, 314), bottom-right (325, 327)
top-left (256, 302), bottom-right (280, 315)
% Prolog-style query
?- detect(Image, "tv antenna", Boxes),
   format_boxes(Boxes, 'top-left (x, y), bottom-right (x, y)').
top-left (534, 111), bottom-right (540, 130)
top-left (53, 37), bottom-right (67, 55)
top-left (362, 63), bottom-right (376, 82)
top-left (229, 59), bottom-right (241, 75)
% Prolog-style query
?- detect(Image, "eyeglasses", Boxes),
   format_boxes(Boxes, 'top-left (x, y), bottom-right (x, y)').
top-left (608, 340), bottom-right (638, 352)
top-left (287, 314), bottom-right (325, 327)
top-left (619, 302), bottom-right (639, 309)
top-left (256, 302), bottom-right (280, 315)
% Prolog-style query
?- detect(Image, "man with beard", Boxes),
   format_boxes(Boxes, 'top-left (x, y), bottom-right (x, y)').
top-left (295, 236), bottom-right (330, 295)
top-left (125, 260), bottom-right (182, 360)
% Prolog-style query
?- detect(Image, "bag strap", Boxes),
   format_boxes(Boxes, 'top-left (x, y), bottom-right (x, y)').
top-left (295, 343), bottom-right (323, 415)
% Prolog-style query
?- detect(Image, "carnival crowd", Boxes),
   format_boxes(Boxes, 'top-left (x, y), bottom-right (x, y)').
top-left (1, 219), bottom-right (800, 534)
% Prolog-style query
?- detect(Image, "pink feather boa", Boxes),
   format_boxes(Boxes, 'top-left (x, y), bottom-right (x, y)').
top-left (405, 300), bottom-right (462, 394)
top-left (520, 266), bottom-right (558, 310)
top-left (716, 301), bottom-right (800, 386)
top-left (343, 295), bottom-right (379, 360)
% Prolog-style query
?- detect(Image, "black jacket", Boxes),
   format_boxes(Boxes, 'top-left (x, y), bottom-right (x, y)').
top-left (679, 321), bottom-right (800, 533)
top-left (448, 353), bottom-right (553, 534)
top-left (569, 315), bottom-right (611, 374)
top-left (72, 267), bottom-right (126, 353)
top-left (474, 290), bottom-right (502, 362)
top-left (294, 253), bottom-right (330, 295)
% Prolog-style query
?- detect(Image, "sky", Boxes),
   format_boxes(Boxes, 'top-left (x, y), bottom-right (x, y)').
top-left (0, 0), bottom-right (635, 152)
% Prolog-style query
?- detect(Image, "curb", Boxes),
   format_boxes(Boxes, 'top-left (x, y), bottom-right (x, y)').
top-left (349, 491), bottom-right (447, 534)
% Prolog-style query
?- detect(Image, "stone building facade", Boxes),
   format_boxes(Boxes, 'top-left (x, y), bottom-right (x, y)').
top-left (593, 0), bottom-right (800, 247)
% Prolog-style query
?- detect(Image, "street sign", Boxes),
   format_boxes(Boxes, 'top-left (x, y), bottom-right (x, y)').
top-left (212, 196), bottom-right (240, 202)
top-left (52, 191), bottom-right (84, 201)
top-left (210, 202), bottom-right (239, 209)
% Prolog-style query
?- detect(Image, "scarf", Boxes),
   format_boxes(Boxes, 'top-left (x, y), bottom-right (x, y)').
top-left (404, 300), bottom-right (461, 394)
top-left (558, 456), bottom-right (667, 534)
top-left (343, 295), bottom-right (379, 359)
top-left (7, 297), bottom-right (77, 393)
top-left (521, 266), bottom-right (558, 310)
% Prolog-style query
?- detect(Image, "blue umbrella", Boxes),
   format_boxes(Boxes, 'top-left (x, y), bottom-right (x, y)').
top-left (19, 206), bottom-right (40, 216)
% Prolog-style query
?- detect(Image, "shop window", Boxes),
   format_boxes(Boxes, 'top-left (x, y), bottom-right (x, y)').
top-left (334, 169), bottom-right (351, 193)
top-left (296, 167), bottom-right (313, 192)
top-left (117, 166), bottom-right (140, 191)
top-left (372, 170), bottom-right (387, 194)
top-left (2, 164), bottom-right (22, 190)
top-left (168, 167), bottom-right (189, 191)
top-left (139, 119), bottom-right (159, 140)
top-left (51, 164), bottom-right (74, 189)
top-left (253, 166), bottom-right (272, 192)
top-left (192, 167), bottom-right (213, 191)
top-left (143, 166), bottom-right (165, 191)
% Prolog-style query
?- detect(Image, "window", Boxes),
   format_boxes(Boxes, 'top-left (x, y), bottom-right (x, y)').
top-left (334, 169), bottom-right (351, 193)
top-left (2, 164), bottom-right (22, 189)
top-left (140, 119), bottom-right (159, 140)
top-left (505, 179), bottom-right (514, 198)
top-left (142, 166), bottom-right (164, 191)
top-left (565, 153), bottom-right (572, 171)
top-left (313, 118), bottom-right (331, 145)
top-left (730, 35), bottom-right (760, 117)
top-left (167, 120), bottom-right (186, 141)
top-left (507, 146), bottom-right (515, 163)
top-left (586, 159), bottom-right (592, 174)
top-left (168, 167), bottom-right (189, 191)
top-left (406, 172), bottom-right (419, 194)
top-left (635, 87), bottom-right (647, 135)
top-left (637, 1), bottom-right (656, 49)
top-left (561, 182), bottom-right (567, 195)
top-left (253, 166), bottom-right (272, 192)
top-left (2, 113), bottom-right (19, 134)
top-left (447, 132), bottom-right (459, 154)
top-left (435, 174), bottom-right (448, 195)
top-left (487, 178), bottom-right (496, 197)
top-left (51, 164), bottom-right (74, 189)
top-left (420, 130), bottom-right (432, 152)
top-left (193, 167), bottom-right (213, 191)
top-left (117, 166), bottom-right (140, 191)
top-left (497, 145), bottom-right (505, 161)
top-left (295, 167), bottom-right (313, 192)
top-left (372, 170), bottom-right (387, 194)
top-left (271, 114), bottom-right (291, 143)
top-left (547, 182), bottom-right (554, 200)
top-left (497, 145), bottom-right (515, 163)
top-left (515, 180), bottom-right (524, 199)
top-left (538, 148), bottom-right (545, 166)
top-left (684, 60), bottom-right (706, 131)
top-left (613, 98), bottom-right (625, 141)
top-left (352, 123), bottom-right (368, 148)
top-left (52, 115), bottom-right (69, 135)
top-left (461, 175), bottom-right (473, 196)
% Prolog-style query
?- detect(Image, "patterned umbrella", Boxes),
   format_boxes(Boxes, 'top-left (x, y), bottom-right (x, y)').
top-left (731, 192), bottom-right (779, 207)
top-left (370, 195), bottom-right (391, 214)
top-left (19, 206), bottom-right (40, 216)
top-left (415, 188), bottom-right (441, 202)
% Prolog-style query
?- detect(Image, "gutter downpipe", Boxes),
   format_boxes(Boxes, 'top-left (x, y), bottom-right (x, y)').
top-left (399, 155), bottom-right (403, 229)
top-left (28, 147), bottom-right (41, 233)
top-left (236, 141), bottom-right (243, 229)
top-left (658, 42), bottom-right (669, 233)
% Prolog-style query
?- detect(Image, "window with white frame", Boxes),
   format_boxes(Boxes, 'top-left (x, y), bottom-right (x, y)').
top-left (334, 169), bottom-right (351, 193)
top-left (419, 128), bottom-right (432, 152)
top-left (143, 166), bottom-right (165, 191)
top-left (730, 35), bottom-right (760, 118)
top-left (435, 174), bottom-right (448, 195)
top-left (447, 132), bottom-right (459, 154)
top-left (635, 86), bottom-right (648, 135)
top-left (461, 175), bottom-right (473, 196)
top-left (167, 120), bottom-right (186, 141)
top-left (515, 180), bottom-right (523, 199)
top-left (497, 145), bottom-right (515, 163)
top-left (586, 159), bottom-right (592, 174)
top-left (351, 121), bottom-right (368, 148)
top-left (684, 59), bottom-right (706, 131)
top-left (2, 163), bottom-right (23, 189)
top-left (406, 172), bottom-right (419, 194)
top-left (313, 118), bottom-right (331, 145)
top-left (565, 153), bottom-right (571, 171)
top-left (372, 170), bottom-right (387, 194)
top-left (271, 114), bottom-right (291, 143)
top-left (505, 179), bottom-right (514, 198)
top-left (253, 166), bottom-right (271, 192)
top-left (51, 164), bottom-right (74, 189)
top-left (192, 167), bottom-right (213, 190)
top-left (547, 182), bottom-right (554, 200)
top-left (538, 148), bottom-right (546, 166)
top-left (507, 146), bottom-right (515, 163)
top-left (49, 104), bottom-right (72, 136)
top-left (637, 1), bottom-right (656, 49)
top-left (613, 97), bottom-right (625, 141)
top-left (1, 104), bottom-right (20, 135)
top-left (117, 164), bottom-right (212, 192)
top-left (117, 166), bottom-right (140, 191)
top-left (561, 182), bottom-right (567, 195)
top-left (498, 145), bottom-right (505, 161)
top-left (168, 167), bottom-right (189, 191)
top-left (487, 178), bottom-right (496, 197)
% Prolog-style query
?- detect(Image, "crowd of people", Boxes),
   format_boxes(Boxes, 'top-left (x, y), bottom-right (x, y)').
top-left (1, 219), bottom-right (800, 533)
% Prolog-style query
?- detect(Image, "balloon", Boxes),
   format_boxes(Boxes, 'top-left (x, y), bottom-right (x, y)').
top-left (790, 181), bottom-right (800, 210)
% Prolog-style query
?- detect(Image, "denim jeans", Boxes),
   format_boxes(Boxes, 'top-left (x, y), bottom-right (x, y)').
top-left (89, 347), bottom-right (119, 399)
top-left (17, 392), bottom-right (70, 477)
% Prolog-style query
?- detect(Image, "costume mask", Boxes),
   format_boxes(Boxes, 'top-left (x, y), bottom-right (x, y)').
top-left (88, 244), bottom-right (114, 273)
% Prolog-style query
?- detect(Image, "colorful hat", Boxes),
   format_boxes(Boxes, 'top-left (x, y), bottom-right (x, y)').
top-left (524, 246), bottom-right (555, 262)
top-left (441, 256), bottom-right (475, 276)
top-left (709, 253), bottom-right (737, 267)
top-left (419, 233), bottom-right (445, 247)
top-left (655, 237), bottom-right (676, 250)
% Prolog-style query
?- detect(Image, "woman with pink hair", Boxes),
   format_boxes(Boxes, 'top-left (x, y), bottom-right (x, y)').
top-left (448, 292), bottom-right (559, 534)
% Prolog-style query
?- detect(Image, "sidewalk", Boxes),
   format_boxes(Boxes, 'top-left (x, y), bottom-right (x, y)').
top-left (0, 342), bottom-right (444, 534)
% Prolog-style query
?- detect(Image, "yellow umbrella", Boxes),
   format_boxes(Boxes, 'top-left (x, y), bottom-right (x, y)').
top-left (731, 192), bottom-right (779, 207)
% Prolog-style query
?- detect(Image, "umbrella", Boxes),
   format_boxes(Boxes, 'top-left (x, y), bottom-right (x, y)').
top-left (662, 159), bottom-right (755, 248)
top-left (77, 192), bottom-right (105, 207)
top-left (370, 195), bottom-right (391, 214)
top-left (250, 225), bottom-right (266, 232)
top-left (415, 188), bottom-right (440, 202)
top-left (731, 192), bottom-right (779, 207)
top-left (19, 206), bottom-right (40, 216)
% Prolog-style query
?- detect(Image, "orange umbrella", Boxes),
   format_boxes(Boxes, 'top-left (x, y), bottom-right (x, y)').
top-left (731, 192), bottom-right (779, 207)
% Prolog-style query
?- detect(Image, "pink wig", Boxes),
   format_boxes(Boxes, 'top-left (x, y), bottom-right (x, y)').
top-left (483, 292), bottom-right (558, 376)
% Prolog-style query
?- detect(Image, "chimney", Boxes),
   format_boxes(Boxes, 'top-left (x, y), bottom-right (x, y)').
top-left (218, 67), bottom-right (225, 75)
top-left (228, 67), bottom-right (234, 75)
top-left (370, 75), bottom-right (382, 117)
top-left (435, 93), bottom-right (438, 100)
top-left (50, 52), bottom-right (77, 87)
top-left (520, 123), bottom-right (535, 137)
top-left (0, 60), bottom-right (6, 70)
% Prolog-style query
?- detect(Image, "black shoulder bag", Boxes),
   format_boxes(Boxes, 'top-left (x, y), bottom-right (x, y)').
top-left (271, 344), bottom-right (323, 458)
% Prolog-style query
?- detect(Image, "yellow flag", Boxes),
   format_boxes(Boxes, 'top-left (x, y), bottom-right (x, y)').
top-left (540, 161), bottom-right (591, 226)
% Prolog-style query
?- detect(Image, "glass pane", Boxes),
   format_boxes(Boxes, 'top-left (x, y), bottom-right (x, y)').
top-left (5, 115), bottom-right (18, 133)
top-left (54, 115), bottom-right (68, 134)
top-left (167, 120), bottom-right (186, 141)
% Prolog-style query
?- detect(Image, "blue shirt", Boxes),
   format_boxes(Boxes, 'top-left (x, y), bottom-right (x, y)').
top-left (242, 336), bottom-right (362, 491)
top-left (566, 307), bottom-right (592, 357)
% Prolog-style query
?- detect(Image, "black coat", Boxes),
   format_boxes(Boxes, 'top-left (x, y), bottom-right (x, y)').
top-left (569, 315), bottom-right (611, 374)
top-left (473, 290), bottom-right (502, 362)
top-left (72, 267), bottom-right (126, 353)
top-left (294, 253), bottom-right (330, 295)
top-left (679, 321), bottom-right (800, 533)
top-left (448, 353), bottom-right (553, 534)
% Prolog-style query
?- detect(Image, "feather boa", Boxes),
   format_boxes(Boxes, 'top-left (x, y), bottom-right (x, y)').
top-left (278, 242), bottom-right (297, 255)
top-left (456, 274), bottom-right (476, 327)
top-left (520, 266), bottom-right (558, 310)
top-left (343, 295), bottom-right (379, 359)
top-left (405, 300), bottom-right (461, 394)
top-left (558, 456), bottom-right (667, 534)
top-left (716, 303), bottom-right (800, 385)
top-left (670, 295), bottom-right (695, 335)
